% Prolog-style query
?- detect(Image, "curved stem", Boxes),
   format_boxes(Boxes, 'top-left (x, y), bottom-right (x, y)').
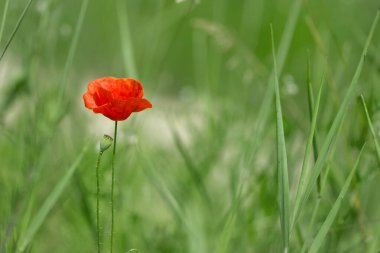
top-left (111, 121), bottom-right (118, 253)
top-left (96, 151), bottom-right (103, 253)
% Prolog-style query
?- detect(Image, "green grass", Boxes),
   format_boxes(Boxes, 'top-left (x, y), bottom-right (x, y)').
top-left (1, 0), bottom-right (380, 252)
top-left (308, 145), bottom-right (365, 253)
top-left (18, 144), bottom-right (89, 252)
top-left (271, 24), bottom-right (290, 253)
top-left (0, 0), bottom-right (32, 61)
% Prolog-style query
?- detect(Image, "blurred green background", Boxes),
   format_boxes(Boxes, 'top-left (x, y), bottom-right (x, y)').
top-left (1, 0), bottom-right (380, 252)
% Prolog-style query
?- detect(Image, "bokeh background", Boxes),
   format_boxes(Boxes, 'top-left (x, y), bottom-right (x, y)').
top-left (1, 0), bottom-right (380, 252)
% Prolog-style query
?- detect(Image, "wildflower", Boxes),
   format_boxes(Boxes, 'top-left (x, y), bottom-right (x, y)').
top-left (83, 77), bottom-right (152, 121)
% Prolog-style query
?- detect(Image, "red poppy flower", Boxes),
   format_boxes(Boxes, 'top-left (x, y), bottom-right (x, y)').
top-left (83, 77), bottom-right (152, 121)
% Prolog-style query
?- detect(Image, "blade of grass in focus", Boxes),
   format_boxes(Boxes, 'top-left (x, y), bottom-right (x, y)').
top-left (292, 10), bottom-right (380, 228)
top-left (308, 145), bottom-right (365, 253)
top-left (0, 0), bottom-right (33, 62)
top-left (300, 163), bottom-right (331, 253)
top-left (306, 53), bottom-right (321, 193)
top-left (244, 0), bottom-right (303, 167)
top-left (360, 95), bottom-right (380, 168)
top-left (293, 71), bottom-right (324, 231)
top-left (271, 24), bottom-right (290, 253)
top-left (17, 145), bottom-right (89, 253)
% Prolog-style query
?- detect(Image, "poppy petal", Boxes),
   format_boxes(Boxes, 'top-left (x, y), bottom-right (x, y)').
top-left (113, 78), bottom-right (144, 99)
top-left (124, 98), bottom-right (153, 112)
top-left (83, 93), bottom-right (97, 109)
top-left (92, 98), bottom-right (152, 121)
top-left (93, 102), bottom-right (130, 121)
top-left (90, 77), bottom-right (143, 100)
top-left (93, 86), bottom-right (113, 106)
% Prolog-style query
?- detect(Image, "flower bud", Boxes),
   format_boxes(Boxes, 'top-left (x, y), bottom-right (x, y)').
top-left (100, 134), bottom-right (113, 152)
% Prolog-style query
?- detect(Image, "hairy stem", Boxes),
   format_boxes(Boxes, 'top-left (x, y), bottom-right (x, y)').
top-left (96, 151), bottom-right (103, 253)
top-left (111, 121), bottom-right (118, 253)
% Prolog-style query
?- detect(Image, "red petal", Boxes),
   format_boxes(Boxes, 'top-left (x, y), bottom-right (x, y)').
top-left (92, 98), bottom-right (152, 121)
top-left (83, 93), bottom-right (97, 109)
top-left (92, 86), bottom-right (113, 106)
top-left (88, 77), bottom-right (144, 100)
top-left (113, 78), bottom-right (144, 99)
top-left (125, 98), bottom-right (153, 112)
top-left (93, 103), bottom-right (130, 121)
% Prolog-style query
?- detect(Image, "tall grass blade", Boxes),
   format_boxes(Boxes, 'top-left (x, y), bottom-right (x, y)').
top-left (292, 10), bottom-right (379, 227)
top-left (306, 53), bottom-right (321, 192)
top-left (360, 95), bottom-right (380, 168)
top-left (0, 0), bottom-right (33, 62)
top-left (244, 0), bottom-right (303, 166)
top-left (301, 163), bottom-right (331, 253)
top-left (292, 72), bottom-right (324, 229)
top-left (18, 145), bottom-right (89, 252)
top-left (271, 24), bottom-right (290, 253)
top-left (0, 0), bottom-right (10, 45)
top-left (308, 145), bottom-right (365, 253)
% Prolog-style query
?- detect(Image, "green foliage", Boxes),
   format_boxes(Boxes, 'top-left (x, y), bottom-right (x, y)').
top-left (0, 0), bottom-right (379, 252)
top-left (272, 24), bottom-right (290, 253)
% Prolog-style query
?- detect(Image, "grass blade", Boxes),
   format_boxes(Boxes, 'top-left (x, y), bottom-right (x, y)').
top-left (292, 10), bottom-right (380, 227)
top-left (271, 24), bottom-right (290, 253)
top-left (360, 95), bottom-right (380, 168)
top-left (59, 0), bottom-right (89, 100)
top-left (0, 0), bottom-right (33, 62)
top-left (18, 145), bottom-right (89, 252)
top-left (300, 159), bottom-right (332, 253)
top-left (244, 0), bottom-right (303, 166)
top-left (0, 0), bottom-right (10, 45)
top-left (292, 72), bottom-right (324, 229)
top-left (306, 52), bottom-right (321, 191)
top-left (308, 145), bottom-right (365, 253)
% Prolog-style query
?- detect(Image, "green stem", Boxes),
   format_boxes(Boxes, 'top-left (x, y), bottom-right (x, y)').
top-left (111, 121), bottom-right (118, 253)
top-left (0, 0), bottom-right (33, 62)
top-left (0, 0), bottom-right (10, 45)
top-left (96, 151), bottom-right (103, 253)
